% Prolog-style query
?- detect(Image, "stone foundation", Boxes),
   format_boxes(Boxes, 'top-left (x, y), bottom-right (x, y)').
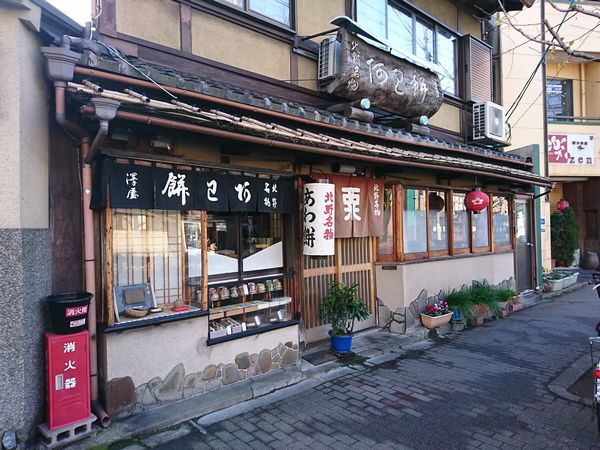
top-left (380, 277), bottom-right (516, 334)
top-left (105, 341), bottom-right (299, 418)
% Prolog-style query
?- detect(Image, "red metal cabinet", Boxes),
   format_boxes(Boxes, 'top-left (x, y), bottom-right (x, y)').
top-left (44, 331), bottom-right (90, 429)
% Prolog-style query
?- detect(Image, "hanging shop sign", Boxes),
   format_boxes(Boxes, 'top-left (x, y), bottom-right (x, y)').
top-left (303, 182), bottom-right (335, 256)
top-left (322, 175), bottom-right (385, 238)
top-left (321, 28), bottom-right (443, 119)
top-left (548, 134), bottom-right (595, 165)
top-left (108, 162), bottom-right (154, 209)
top-left (92, 158), bottom-right (294, 214)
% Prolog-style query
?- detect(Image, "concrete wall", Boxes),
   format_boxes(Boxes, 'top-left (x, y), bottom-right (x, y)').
top-left (376, 252), bottom-right (515, 314)
top-left (297, 0), bottom-right (345, 43)
top-left (0, 1), bottom-right (52, 443)
top-left (585, 63), bottom-right (600, 118)
top-left (101, 318), bottom-right (299, 417)
top-left (104, 318), bottom-right (298, 385)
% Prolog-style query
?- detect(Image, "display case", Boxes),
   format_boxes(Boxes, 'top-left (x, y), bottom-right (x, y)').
top-left (208, 275), bottom-right (293, 340)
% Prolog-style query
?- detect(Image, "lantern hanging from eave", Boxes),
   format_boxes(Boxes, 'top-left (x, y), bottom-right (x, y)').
top-left (557, 198), bottom-right (570, 212)
top-left (465, 188), bottom-right (489, 214)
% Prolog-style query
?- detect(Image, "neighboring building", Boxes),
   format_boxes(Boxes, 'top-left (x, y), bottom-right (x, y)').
top-left (501, 1), bottom-right (600, 268)
top-left (2, 0), bottom-right (549, 444)
top-left (0, 0), bottom-right (83, 444)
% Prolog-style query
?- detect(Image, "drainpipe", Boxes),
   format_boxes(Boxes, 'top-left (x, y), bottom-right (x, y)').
top-left (41, 44), bottom-right (114, 428)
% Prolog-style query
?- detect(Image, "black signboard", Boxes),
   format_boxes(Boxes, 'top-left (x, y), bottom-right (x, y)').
top-left (196, 172), bottom-right (230, 212)
top-left (228, 175), bottom-right (259, 212)
top-left (109, 162), bottom-right (154, 209)
top-left (155, 167), bottom-right (195, 210)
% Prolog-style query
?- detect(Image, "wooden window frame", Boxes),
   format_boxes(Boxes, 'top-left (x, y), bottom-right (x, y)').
top-left (375, 186), bottom-right (515, 263)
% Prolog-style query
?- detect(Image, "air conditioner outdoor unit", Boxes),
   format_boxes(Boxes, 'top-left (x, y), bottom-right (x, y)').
top-left (317, 36), bottom-right (340, 82)
top-left (471, 101), bottom-right (506, 144)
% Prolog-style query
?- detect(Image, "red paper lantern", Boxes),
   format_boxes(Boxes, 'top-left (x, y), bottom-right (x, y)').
top-left (556, 199), bottom-right (569, 212)
top-left (465, 188), bottom-right (489, 214)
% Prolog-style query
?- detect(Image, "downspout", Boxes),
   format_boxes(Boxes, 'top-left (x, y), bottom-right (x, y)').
top-left (41, 44), bottom-right (116, 428)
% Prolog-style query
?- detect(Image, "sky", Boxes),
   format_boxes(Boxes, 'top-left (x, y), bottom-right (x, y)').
top-left (47, 0), bottom-right (91, 25)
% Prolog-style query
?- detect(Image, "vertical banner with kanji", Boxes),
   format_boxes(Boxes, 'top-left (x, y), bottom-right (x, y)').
top-left (303, 183), bottom-right (335, 256)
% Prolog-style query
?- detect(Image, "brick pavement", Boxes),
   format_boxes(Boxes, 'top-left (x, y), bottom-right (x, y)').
top-left (144, 287), bottom-right (600, 449)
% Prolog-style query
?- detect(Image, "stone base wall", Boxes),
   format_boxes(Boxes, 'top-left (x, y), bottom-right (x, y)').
top-left (380, 276), bottom-right (516, 333)
top-left (104, 341), bottom-right (299, 418)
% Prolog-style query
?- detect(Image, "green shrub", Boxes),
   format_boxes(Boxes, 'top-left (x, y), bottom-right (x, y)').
top-left (551, 208), bottom-right (579, 266)
top-left (444, 281), bottom-right (510, 321)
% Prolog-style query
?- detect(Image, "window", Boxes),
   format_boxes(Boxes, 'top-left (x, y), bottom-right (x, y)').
top-left (220, 0), bottom-right (291, 26)
top-left (403, 188), bottom-right (427, 255)
top-left (492, 196), bottom-right (511, 248)
top-left (547, 79), bottom-right (573, 121)
top-left (452, 193), bottom-right (470, 252)
top-left (376, 188), bottom-right (513, 262)
top-left (357, 0), bottom-right (458, 95)
top-left (207, 213), bottom-right (283, 278)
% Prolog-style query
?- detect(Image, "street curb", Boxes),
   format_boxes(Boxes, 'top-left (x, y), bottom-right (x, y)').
top-left (548, 352), bottom-right (593, 407)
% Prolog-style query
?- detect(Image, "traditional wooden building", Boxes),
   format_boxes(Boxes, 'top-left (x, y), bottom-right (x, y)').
top-left (3, 0), bottom-right (549, 442)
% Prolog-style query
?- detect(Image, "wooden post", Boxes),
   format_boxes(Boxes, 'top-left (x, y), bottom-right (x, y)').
top-left (104, 202), bottom-right (115, 327)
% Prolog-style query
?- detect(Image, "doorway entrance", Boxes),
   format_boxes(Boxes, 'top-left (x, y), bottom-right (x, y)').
top-left (515, 198), bottom-right (534, 292)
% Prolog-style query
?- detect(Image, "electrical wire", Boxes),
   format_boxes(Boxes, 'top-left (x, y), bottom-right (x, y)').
top-left (504, 1), bottom-right (575, 121)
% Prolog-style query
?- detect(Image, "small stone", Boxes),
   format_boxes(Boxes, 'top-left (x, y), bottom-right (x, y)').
top-left (277, 343), bottom-right (287, 355)
top-left (141, 387), bottom-right (158, 406)
top-left (201, 365), bottom-right (218, 380)
top-left (2, 430), bottom-right (17, 450)
top-left (222, 364), bottom-right (239, 385)
top-left (218, 363), bottom-right (225, 370)
top-left (235, 352), bottom-right (252, 370)
top-left (248, 363), bottom-right (262, 378)
top-left (293, 344), bottom-right (298, 351)
top-left (217, 369), bottom-right (222, 378)
top-left (152, 363), bottom-right (185, 404)
top-left (250, 353), bottom-right (258, 364)
top-left (272, 362), bottom-right (280, 370)
top-left (239, 370), bottom-right (247, 380)
top-left (271, 348), bottom-right (278, 359)
top-left (285, 341), bottom-right (293, 348)
top-left (258, 349), bottom-right (272, 373)
top-left (184, 373), bottom-right (200, 390)
top-left (148, 377), bottom-right (162, 389)
top-left (280, 348), bottom-right (298, 367)
top-left (273, 354), bottom-right (280, 363)
top-left (135, 383), bottom-right (147, 402)
top-left (206, 379), bottom-right (222, 391)
top-left (183, 388), bottom-right (194, 398)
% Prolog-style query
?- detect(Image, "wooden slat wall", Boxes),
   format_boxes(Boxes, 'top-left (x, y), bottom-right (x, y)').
top-left (302, 236), bottom-right (377, 342)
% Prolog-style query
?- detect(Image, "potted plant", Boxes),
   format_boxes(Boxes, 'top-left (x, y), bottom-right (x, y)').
top-left (420, 300), bottom-right (453, 329)
top-left (551, 207), bottom-right (579, 267)
top-left (321, 281), bottom-right (370, 353)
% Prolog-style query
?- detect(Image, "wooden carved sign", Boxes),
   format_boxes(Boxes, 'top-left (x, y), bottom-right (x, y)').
top-left (323, 28), bottom-right (443, 119)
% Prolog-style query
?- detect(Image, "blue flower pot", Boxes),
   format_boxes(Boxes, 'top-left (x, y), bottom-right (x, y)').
top-left (330, 332), bottom-right (353, 353)
top-left (452, 309), bottom-right (462, 321)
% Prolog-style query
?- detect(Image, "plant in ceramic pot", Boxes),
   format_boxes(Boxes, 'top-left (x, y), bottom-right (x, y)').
top-left (321, 281), bottom-right (370, 353)
top-left (420, 300), bottom-right (453, 329)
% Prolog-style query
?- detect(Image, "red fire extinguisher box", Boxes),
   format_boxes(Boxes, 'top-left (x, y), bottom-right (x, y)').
top-left (44, 331), bottom-right (90, 430)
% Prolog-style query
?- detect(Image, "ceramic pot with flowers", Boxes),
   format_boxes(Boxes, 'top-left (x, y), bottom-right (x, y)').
top-left (420, 300), bottom-right (453, 329)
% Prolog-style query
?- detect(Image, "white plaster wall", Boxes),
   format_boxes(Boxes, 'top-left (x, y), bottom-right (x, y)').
top-left (376, 252), bottom-right (515, 312)
top-left (0, 2), bottom-right (49, 229)
top-left (104, 317), bottom-right (299, 386)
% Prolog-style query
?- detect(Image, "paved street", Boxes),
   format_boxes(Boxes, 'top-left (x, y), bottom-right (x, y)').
top-left (151, 287), bottom-right (600, 449)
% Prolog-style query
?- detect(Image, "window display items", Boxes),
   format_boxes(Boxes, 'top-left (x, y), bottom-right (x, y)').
top-left (248, 282), bottom-right (257, 294)
top-left (239, 284), bottom-right (249, 296)
top-left (219, 286), bottom-right (230, 300)
top-left (209, 288), bottom-right (219, 302)
top-left (256, 283), bottom-right (266, 293)
top-left (229, 286), bottom-right (239, 298)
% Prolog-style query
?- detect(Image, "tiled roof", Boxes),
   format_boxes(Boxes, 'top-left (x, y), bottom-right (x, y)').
top-left (68, 81), bottom-right (550, 187)
top-left (78, 50), bottom-right (531, 167)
